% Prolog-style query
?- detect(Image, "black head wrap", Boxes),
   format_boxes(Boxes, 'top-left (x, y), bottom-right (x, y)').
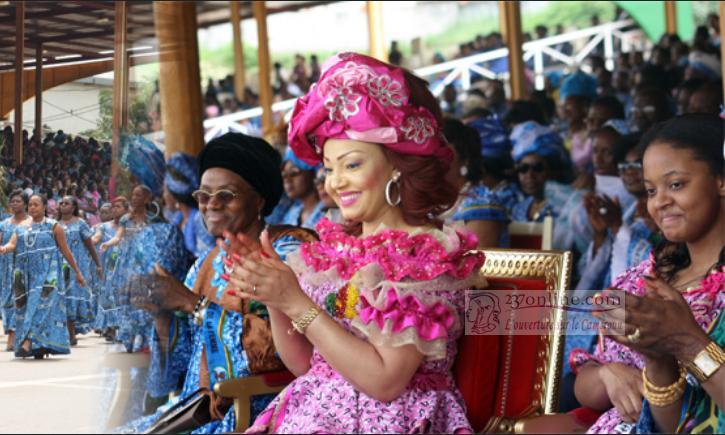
top-left (198, 133), bottom-right (283, 216)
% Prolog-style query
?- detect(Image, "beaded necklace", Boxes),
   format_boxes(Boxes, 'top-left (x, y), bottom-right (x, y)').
top-left (24, 218), bottom-right (46, 249)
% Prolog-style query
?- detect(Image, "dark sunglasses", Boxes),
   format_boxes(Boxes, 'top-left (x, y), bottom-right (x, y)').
top-left (191, 189), bottom-right (239, 205)
top-left (517, 163), bottom-right (545, 174)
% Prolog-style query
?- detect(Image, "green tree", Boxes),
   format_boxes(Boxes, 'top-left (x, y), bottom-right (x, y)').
top-left (80, 81), bottom-right (156, 140)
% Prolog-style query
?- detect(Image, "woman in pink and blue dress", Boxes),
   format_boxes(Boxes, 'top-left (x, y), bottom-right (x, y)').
top-left (225, 53), bottom-right (486, 434)
top-left (571, 114), bottom-right (724, 433)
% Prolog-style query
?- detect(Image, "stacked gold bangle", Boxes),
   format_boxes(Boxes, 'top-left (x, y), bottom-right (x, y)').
top-left (642, 365), bottom-right (687, 407)
top-left (288, 306), bottom-right (321, 335)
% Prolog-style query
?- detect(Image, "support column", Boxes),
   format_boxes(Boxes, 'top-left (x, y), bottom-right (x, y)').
top-left (112, 0), bottom-right (129, 191)
top-left (230, 1), bottom-right (246, 103)
top-left (664, 1), bottom-right (677, 35)
top-left (253, 1), bottom-right (273, 138)
top-left (13, 2), bottom-right (24, 165)
top-left (154, 1), bottom-right (204, 158)
top-left (366, 1), bottom-right (386, 61)
top-left (499, 0), bottom-right (526, 100)
top-left (34, 44), bottom-right (42, 144)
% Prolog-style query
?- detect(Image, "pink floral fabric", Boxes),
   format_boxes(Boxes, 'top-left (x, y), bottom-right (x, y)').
top-left (569, 258), bottom-right (725, 433)
top-left (246, 219), bottom-right (485, 434)
top-left (288, 52), bottom-right (453, 166)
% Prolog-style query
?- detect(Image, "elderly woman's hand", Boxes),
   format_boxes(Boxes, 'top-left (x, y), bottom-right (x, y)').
top-left (595, 275), bottom-right (710, 362)
top-left (225, 229), bottom-right (310, 316)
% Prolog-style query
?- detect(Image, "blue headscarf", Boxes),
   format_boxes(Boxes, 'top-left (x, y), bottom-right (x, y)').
top-left (510, 121), bottom-right (567, 163)
top-left (559, 71), bottom-right (598, 102)
top-left (119, 134), bottom-right (165, 197)
top-left (165, 152), bottom-right (200, 197)
top-left (284, 147), bottom-right (320, 171)
top-left (467, 116), bottom-right (511, 159)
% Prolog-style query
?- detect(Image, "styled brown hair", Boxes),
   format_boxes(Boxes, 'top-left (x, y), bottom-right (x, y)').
top-left (346, 69), bottom-right (458, 234)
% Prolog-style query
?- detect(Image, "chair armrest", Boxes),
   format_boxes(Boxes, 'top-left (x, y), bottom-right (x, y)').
top-left (213, 370), bottom-right (294, 432)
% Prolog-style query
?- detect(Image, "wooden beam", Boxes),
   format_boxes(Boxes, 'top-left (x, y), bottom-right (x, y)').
top-left (366, 1), bottom-right (386, 61)
top-left (230, 1), bottom-right (245, 102)
top-left (0, 4), bottom-right (104, 24)
top-left (13, 1), bottom-right (24, 164)
top-left (253, 1), bottom-right (274, 138)
top-left (664, 1), bottom-right (677, 35)
top-left (34, 43), bottom-right (42, 143)
top-left (111, 0), bottom-right (129, 186)
top-left (499, 0), bottom-right (526, 100)
top-left (154, 1), bottom-right (204, 158)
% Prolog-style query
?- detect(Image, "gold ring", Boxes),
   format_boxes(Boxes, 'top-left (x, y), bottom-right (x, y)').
top-left (626, 327), bottom-right (641, 343)
top-left (252, 284), bottom-right (257, 295)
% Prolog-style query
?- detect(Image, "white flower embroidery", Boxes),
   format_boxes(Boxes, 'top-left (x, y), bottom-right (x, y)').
top-left (366, 74), bottom-right (405, 107)
top-left (323, 78), bottom-right (362, 121)
top-left (400, 116), bottom-right (435, 144)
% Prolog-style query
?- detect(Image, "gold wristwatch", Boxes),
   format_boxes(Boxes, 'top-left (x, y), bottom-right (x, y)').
top-left (683, 341), bottom-right (725, 383)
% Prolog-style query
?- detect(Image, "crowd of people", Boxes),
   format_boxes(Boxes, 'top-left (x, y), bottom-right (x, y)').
top-left (0, 12), bottom-right (723, 435)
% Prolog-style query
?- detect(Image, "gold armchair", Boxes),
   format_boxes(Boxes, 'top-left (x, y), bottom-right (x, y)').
top-left (454, 248), bottom-right (572, 433)
top-left (214, 369), bottom-right (295, 432)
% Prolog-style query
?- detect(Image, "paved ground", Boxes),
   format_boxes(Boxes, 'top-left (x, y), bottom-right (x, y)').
top-left (0, 333), bottom-right (118, 434)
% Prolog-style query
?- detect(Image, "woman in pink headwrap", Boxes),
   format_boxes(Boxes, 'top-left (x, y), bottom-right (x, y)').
top-left (223, 53), bottom-right (486, 433)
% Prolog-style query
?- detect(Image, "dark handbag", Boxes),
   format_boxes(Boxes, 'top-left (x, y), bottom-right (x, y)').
top-left (143, 387), bottom-right (212, 434)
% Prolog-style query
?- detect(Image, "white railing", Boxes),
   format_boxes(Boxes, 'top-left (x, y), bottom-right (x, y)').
top-left (198, 19), bottom-right (648, 143)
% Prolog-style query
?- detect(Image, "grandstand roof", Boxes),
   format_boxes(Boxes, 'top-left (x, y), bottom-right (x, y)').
top-left (0, 1), bottom-right (335, 71)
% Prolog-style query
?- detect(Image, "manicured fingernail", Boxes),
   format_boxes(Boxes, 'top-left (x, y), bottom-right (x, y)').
top-left (223, 257), bottom-right (233, 267)
top-left (226, 290), bottom-right (235, 296)
top-left (221, 273), bottom-right (230, 281)
top-left (260, 251), bottom-right (270, 259)
top-left (232, 253), bottom-right (242, 262)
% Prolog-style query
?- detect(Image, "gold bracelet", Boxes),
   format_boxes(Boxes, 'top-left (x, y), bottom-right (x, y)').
top-left (642, 365), bottom-right (687, 407)
top-left (288, 306), bottom-right (321, 335)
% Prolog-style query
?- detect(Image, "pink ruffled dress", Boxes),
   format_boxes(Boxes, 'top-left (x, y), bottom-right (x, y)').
top-left (246, 218), bottom-right (485, 434)
top-left (569, 257), bottom-right (725, 434)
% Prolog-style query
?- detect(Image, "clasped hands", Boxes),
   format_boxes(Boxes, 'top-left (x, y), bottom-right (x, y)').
top-left (218, 229), bottom-right (310, 318)
top-left (593, 273), bottom-right (708, 363)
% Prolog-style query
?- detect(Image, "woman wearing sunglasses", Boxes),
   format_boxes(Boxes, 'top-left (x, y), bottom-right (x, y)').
top-left (58, 195), bottom-right (102, 345)
top-left (509, 121), bottom-right (571, 222)
top-left (122, 133), bottom-right (317, 434)
top-left (224, 53), bottom-right (485, 433)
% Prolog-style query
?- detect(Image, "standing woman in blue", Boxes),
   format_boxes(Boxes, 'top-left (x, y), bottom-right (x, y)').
top-left (0, 189), bottom-right (32, 351)
top-left (1, 194), bottom-right (85, 359)
top-left (59, 195), bottom-right (102, 344)
top-left (100, 185), bottom-right (158, 352)
top-left (92, 197), bottom-right (128, 339)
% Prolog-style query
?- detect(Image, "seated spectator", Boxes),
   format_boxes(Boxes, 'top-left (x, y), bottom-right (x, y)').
top-left (687, 81), bottom-right (724, 115)
top-left (630, 87), bottom-right (673, 134)
top-left (573, 113), bottom-right (724, 433)
top-left (444, 118), bottom-right (509, 248)
top-left (560, 71), bottom-right (598, 171)
top-left (510, 121), bottom-right (572, 222)
top-left (272, 148), bottom-right (324, 230)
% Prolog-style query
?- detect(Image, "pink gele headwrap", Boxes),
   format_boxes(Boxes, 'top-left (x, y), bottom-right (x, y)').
top-left (288, 52), bottom-right (452, 166)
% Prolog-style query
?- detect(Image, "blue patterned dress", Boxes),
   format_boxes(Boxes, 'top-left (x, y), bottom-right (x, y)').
top-left (121, 234), bottom-right (303, 434)
top-left (60, 218), bottom-right (97, 333)
top-left (13, 219), bottom-right (71, 355)
top-left (115, 216), bottom-right (191, 353)
top-left (278, 201), bottom-right (326, 230)
top-left (453, 184), bottom-right (512, 247)
top-left (94, 221), bottom-right (120, 330)
top-left (0, 218), bottom-right (19, 333)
